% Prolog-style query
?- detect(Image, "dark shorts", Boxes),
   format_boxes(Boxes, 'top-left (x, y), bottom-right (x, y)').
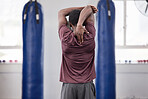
top-left (61, 81), bottom-right (96, 99)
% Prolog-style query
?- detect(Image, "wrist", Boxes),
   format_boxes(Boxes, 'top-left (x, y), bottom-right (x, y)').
top-left (77, 23), bottom-right (83, 27)
top-left (78, 7), bottom-right (85, 10)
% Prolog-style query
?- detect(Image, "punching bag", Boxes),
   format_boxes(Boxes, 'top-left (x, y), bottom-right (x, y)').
top-left (95, 0), bottom-right (116, 99)
top-left (22, 0), bottom-right (43, 99)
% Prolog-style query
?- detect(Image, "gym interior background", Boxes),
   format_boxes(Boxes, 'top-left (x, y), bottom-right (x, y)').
top-left (0, 0), bottom-right (148, 99)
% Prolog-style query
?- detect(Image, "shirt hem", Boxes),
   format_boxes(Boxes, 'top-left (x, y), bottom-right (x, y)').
top-left (60, 76), bottom-right (96, 84)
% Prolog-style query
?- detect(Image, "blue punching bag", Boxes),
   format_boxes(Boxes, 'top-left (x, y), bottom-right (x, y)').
top-left (22, 0), bottom-right (43, 99)
top-left (96, 0), bottom-right (116, 99)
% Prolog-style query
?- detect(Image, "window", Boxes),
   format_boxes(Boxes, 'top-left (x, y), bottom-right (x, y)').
top-left (115, 0), bottom-right (148, 46)
top-left (0, 0), bottom-right (28, 62)
top-left (115, 1), bottom-right (124, 46)
top-left (114, 0), bottom-right (148, 63)
top-left (126, 1), bottom-right (148, 46)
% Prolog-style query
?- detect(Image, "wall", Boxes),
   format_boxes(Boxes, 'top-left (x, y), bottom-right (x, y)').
top-left (1, 63), bottom-right (148, 99)
top-left (0, 64), bottom-right (22, 99)
top-left (116, 64), bottom-right (148, 99)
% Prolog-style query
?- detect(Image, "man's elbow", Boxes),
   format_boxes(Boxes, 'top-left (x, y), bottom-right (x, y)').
top-left (58, 10), bottom-right (63, 16)
top-left (58, 9), bottom-right (67, 17)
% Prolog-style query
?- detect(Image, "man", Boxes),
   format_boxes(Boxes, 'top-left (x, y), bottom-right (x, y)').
top-left (58, 5), bottom-right (98, 99)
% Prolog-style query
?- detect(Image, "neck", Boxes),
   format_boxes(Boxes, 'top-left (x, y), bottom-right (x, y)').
top-left (70, 23), bottom-right (77, 35)
top-left (71, 25), bottom-right (76, 32)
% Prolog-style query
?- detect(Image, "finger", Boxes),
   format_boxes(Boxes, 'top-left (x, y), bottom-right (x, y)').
top-left (76, 34), bottom-right (81, 43)
top-left (94, 8), bottom-right (98, 11)
top-left (93, 6), bottom-right (98, 10)
top-left (95, 8), bottom-right (98, 12)
top-left (79, 33), bottom-right (83, 43)
top-left (92, 6), bottom-right (98, 12)
top-left (91, 6), bottom-right (97, 10)
top-left (94, 10), bottom-right (98, 13)
top-left (84, 28), bottom-right (89, 34)
top-left (93, 9), bottom-right (98, 13)
top-left (93, 8), bottom-right (98, 13)
top-left (81, 34), bottom-right (83, 43)
top-left (91, 6), bottom-right (95, 11)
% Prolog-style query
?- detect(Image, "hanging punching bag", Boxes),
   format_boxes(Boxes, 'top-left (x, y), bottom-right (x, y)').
top-left (96, 0), bottom-right (116, 99)
top-left (22, 0), bottom-right (43, 99)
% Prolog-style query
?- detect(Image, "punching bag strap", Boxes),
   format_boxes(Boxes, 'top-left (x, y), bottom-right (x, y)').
top-left (23, 0), bottom-right (39, 24)
top-left (35, 0), bottom-right (39, 24)
top-left (23, 1), bottom-right (31, 24)
top-left (106, 0), bottom-right (111, 20)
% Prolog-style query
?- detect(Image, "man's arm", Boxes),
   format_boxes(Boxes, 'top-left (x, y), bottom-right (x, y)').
top-left (76, 5), bottom-right (98, 43)
top-left (58, 7), bottom-right (84, 28)
top-left (77, 5), bottom-right (96, 26)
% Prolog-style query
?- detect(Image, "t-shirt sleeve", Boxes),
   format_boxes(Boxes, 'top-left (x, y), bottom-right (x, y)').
top-left (58, 24), bottom-right (74, 44)
top-left (85, 22), bottom-right (96, 38)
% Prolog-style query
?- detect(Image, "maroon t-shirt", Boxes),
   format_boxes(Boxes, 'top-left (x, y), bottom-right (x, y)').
top-left (58, 22), bottom-right (96, 83)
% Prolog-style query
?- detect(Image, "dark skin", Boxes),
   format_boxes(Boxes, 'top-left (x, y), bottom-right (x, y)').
top-left (58, 5), bottom-right (98, 44)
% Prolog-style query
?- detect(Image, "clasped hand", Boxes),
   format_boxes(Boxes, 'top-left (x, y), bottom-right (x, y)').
top-left (75, 5), bottom-right (98, 44)
top-left (75, 25), bottom-right (89, 44)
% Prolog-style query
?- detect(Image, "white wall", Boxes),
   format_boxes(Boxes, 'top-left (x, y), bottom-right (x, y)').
top-left (0, 64), bottom-right (22, 99)
top-left (116, 64), bottom-right (148, 99)
top-left (1, 64), bottom-right (148, 99)
top-left (39, 0), bottom-right (98, 99)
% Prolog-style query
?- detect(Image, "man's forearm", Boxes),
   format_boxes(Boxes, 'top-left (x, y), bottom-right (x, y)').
top-left (59, 7), bottom-right (84, 16)
top-left (77, 5), bottom-right (93, 26)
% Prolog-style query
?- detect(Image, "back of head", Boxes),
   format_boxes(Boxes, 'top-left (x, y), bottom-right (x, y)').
top-left (69, 10), bottom-right (81, 26)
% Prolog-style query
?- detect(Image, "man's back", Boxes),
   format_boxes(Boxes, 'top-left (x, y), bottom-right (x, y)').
top-left (59, 22), bottom-right (96, 83)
